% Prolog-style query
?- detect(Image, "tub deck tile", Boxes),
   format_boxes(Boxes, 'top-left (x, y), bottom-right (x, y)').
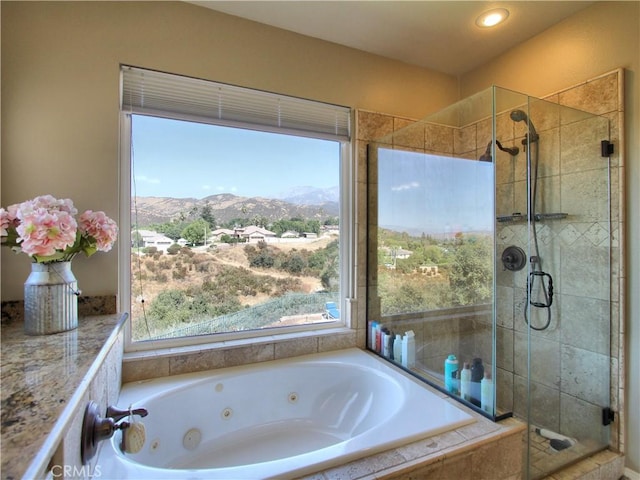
top-left (298, 413), bottom-right (526, 480)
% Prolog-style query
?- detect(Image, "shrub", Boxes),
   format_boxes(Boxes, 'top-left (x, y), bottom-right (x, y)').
top-left (250, 251), bottom-right (275, 268)
top-left (167, 243), bottom-right (181, 255)
top-left (281, 254), bottom-right (305, 275)
top-left (172, 266), bottom-right (187, 280)
top-left (158, 259), bottom-right (171, 270)
top-left (153, 272), bottom-right (168, 282)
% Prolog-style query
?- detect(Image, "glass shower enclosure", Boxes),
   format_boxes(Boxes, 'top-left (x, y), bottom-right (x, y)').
top-left (366, 86), bottom-right (613, 479)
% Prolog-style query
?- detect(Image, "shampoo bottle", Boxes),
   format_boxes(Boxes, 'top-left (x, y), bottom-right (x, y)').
top-left (385, 330), bottom-right (395, 359)
top-left (401, 330), bottom-right (415, 368)
top-left (481, 372), bottom-right (494, 415)
top-left (460, 362), bottom-right (471, 401)
top-left (393, 334), bottom-right (403, 364)
top-left (470, 357), bottom-right (484, 407)
top-left (444, 354), bottom-right (459, 394)
top-left (369, 321), bottom-right (378, 350)
top-left (376, 324), bottom-right (383, 354)
top-left (381, 327), bottom-right (389, 357)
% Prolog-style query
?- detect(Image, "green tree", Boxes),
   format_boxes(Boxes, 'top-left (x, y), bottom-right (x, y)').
top-left (181, 219), bottom-right (209, 245)
top-left (132, 230), bottom-right (144, 248)
top-left (449, 235), bottom-right (492, 305)
top-left (200, 202), bottom-right (216, 228)
top-left (155, 221), bottom-right (188, 241)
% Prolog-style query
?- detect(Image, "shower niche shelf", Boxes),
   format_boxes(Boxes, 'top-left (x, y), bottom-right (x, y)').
top-left (497, 212), bottom-right (568, 223)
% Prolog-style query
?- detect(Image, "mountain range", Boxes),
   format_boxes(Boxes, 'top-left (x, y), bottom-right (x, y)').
top-left (132, 189), bottom-right (339, 227)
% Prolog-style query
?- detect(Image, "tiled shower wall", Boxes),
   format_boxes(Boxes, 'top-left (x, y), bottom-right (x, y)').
top-left (357, 69), bottom-right (625, 453)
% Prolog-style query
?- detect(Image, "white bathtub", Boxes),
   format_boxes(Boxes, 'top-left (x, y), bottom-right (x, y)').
top-left (96, 348), bottom-right (474, 479)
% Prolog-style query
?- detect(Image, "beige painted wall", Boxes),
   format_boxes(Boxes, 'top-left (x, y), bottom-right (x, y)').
top-left (1, 0), bottom-right (638, 473)
top-left (460, 2), bottom-right (640, 472)
top-left (0, 1), bottom-right (456, 299)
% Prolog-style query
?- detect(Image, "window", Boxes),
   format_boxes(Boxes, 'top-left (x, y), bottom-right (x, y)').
top-left (119, 66), bottom-right (352, 348)
top-left (372, 147), bottom-right (494, 317)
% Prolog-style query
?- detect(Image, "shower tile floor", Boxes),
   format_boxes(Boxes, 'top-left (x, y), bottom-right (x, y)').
top-left (527, 426), bottom-right (604, 479)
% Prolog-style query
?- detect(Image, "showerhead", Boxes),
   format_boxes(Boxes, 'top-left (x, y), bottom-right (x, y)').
top-left (509, 109), bottom-right (527, 122)
top-left (479, 142), bottom-right (493, 162)
top-left (510, 109), bottom-right (539, 142)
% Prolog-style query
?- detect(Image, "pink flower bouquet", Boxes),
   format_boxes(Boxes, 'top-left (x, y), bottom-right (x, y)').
top-left (0, 195), bottom-right (118, 263)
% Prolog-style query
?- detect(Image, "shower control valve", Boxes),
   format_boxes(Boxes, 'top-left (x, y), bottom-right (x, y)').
top-left (501, 245), bottom-right (526, 271)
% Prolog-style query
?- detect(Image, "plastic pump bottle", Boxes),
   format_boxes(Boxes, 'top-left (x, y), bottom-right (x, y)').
top-left (481, 372), bottom-right (494, 415)
top-left (401, 330), bottom-right (415, 368)
top-left (460, 362), bottom-right (471, 401)
top-left (444, 354), bottom-right (459, 394)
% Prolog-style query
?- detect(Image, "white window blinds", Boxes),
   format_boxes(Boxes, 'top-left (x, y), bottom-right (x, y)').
top-left (120, 65), bottom-right (351, 141)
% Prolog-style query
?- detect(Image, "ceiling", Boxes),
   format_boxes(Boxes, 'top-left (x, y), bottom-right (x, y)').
top-left (190, 1), bottom-right (594, 75)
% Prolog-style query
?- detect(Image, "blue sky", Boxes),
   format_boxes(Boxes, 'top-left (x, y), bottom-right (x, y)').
top-left (377, 148), bottom-right (494, 234)
top-left (131, 115), bottom-right (340, 199)
top-left (131, 115), bottom-right (493, 234)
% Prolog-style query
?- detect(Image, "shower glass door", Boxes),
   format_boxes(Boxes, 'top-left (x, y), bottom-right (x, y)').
top-left (518, 96), bottom-right (612, 479)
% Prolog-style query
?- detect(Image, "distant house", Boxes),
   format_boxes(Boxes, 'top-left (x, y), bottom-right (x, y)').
top-left (395, 248), bottom-right (412, 259)
top-left (234, 225), bottom-right (277, 243)
top-left (321, 224), bottom-right (340, 236)
top-left (281, 231), bottom-right (299, 238)
top-left (419, 265), bottom-right (439, 276)
top-left (301, 232), bottom-right (318, 239)
top-left (135, 229), bottom-right (174, 252)
top-left (211, 228), bottom-right (235, 241)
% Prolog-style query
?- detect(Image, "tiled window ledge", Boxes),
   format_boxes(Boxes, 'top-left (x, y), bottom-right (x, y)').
top-left (122, 326), bottom-right (358, 382)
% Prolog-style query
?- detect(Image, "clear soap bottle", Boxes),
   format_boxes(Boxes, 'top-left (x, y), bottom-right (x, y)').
top-left (481, 372), bottom-right (494, 415)
top-left (401, 330), bottom-right (415, 368)
top-left (460, 362), bottom-right (471, 401)
top-left (393, 334), bottom-right (403, 364)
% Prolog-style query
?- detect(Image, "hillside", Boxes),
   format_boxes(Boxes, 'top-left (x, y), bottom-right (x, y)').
top-left (132, 193), bottom-right (339, 226)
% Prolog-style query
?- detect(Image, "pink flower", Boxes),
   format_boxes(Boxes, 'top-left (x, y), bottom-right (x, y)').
top-left (0, 208), bottom-right (11, 237)
top-left (16, 209), bottom-right (78, 257)
top-left (1, 195), bottom-right (117, 262)
top-left (14, 195), bottom-right (77, 220)
top-left (79, 210), bottom-right (118, 252)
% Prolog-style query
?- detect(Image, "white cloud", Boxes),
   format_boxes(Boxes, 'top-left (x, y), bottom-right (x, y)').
top-left (202, 185), bottom-right (211, 191)
top-left (391, 181), bottom-right (420, 192)
top-left (135, 175), bottom-right (160, 184)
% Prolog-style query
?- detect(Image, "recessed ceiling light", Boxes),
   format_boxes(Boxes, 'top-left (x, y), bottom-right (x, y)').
top-left (475, 8), bottom-right (510, 28)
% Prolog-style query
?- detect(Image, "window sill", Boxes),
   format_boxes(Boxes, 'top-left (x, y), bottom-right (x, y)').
top-left (121, 326), bottom-right (357, 383)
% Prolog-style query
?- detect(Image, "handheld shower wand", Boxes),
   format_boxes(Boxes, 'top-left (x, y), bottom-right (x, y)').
top-left (509, 109), bottom-right (552, 331)
top-left (510, 109), bottom-right (539, 143)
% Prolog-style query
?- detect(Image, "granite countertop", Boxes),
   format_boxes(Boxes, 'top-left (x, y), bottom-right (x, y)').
top-left (1, 313), bottom-right (126, 480)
